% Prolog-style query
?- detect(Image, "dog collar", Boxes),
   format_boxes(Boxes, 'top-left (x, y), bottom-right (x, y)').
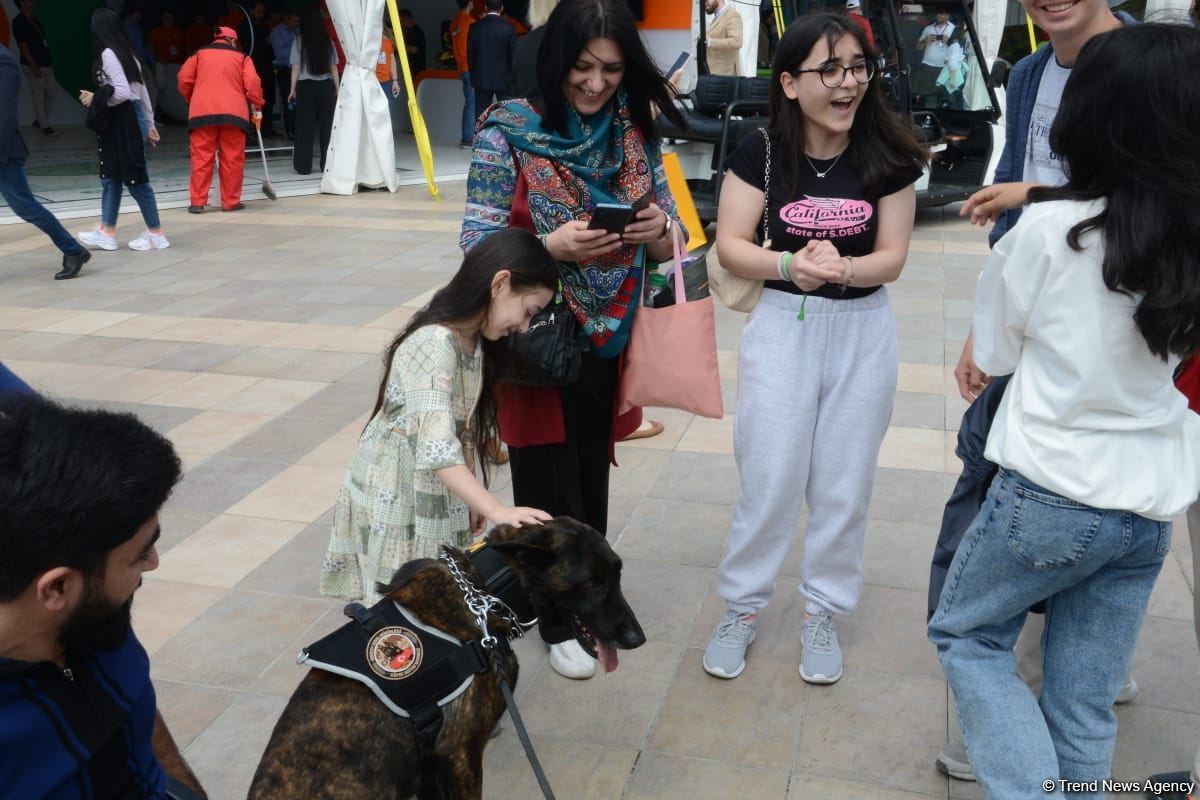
top-left (463, 541), bottom-right (538, 628)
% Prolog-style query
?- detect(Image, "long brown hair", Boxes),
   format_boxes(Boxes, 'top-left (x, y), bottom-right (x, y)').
top-left (368, 230), bottom-right (559, 486)
top-left (769, 14), bottom-right (928, 197)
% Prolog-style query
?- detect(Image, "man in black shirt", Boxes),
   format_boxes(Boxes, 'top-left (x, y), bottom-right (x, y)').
top-left (12, 0), bottom-right (57, 136)
top-left (399, 9), bottom-right (427, 77)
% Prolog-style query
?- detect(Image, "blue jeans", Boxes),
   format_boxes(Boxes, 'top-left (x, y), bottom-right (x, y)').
top-left (0, 158), bottom-right (81, 255)
top-left (133, 101), bottom-right (151, 142)
top-left (460, 71), bottom-right (475, 144)
top-left (101, 177), bottom-right (161, 230)
top-left (928, 469), bottom-right (1170, 800)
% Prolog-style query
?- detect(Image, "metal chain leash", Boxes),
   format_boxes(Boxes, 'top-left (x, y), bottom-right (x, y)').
top-left (439, 552), bottom-right (526, 649)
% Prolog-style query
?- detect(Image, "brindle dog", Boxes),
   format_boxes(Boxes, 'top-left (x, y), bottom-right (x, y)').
top-left (248, 517), bottom-right (645, 800)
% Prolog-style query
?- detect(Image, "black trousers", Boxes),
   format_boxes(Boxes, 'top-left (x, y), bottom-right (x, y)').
top-left (507, 351), bottom-right (617, 537)
top-left (473, 87), bottom-right (506, 115)
top-left (257, 62), bottom-right (276, 133)
top-left (509, 352), bottom-right (618, 646)
top-left (275, 67), bottom-right (295, 136)
top-left (293, 79), bottom-right (335, 175)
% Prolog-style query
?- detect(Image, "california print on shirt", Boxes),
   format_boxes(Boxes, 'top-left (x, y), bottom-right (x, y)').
top-left (779, 195), bottom-right (874, 239)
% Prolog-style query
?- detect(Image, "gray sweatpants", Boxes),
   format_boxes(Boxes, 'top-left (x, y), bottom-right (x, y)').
top-left (716, 288), bottom-right (898, 617)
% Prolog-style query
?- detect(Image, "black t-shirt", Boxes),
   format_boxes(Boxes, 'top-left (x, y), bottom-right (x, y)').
top-left (406, 26), bottom-right (427, 74)
top-left (13, 14), bottom-right (52, 68)
top-left (725, 130), bottom-right (920, 299)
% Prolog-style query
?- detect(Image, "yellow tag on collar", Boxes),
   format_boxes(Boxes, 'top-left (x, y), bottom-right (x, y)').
top-left (466, 539), bottom-right (488, 554)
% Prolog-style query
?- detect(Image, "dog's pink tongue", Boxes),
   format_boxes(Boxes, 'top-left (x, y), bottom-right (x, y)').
top-left (597, 641), bottom-right (619, 674)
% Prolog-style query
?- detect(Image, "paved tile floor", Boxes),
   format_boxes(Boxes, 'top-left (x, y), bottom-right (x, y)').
top-left (0, 184), bottom-right (1195, 799)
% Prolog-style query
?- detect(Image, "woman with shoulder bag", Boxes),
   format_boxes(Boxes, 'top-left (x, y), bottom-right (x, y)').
top-left (77, 8), bottom-right (168, 253)
top-left (703, 14), bottom-right (926, 684)
top-left (460, 0), bottom-right (687, 680)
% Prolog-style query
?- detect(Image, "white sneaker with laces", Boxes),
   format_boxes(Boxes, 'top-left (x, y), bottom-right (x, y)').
top-left (128, 230), bottom-right (170, 251)
top-left (78, 228), bottom-right (118, 251)
top-left (548, 639), bottom-right (596, 679)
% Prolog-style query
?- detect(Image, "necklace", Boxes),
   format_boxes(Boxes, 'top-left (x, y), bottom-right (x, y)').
top-left (804, 146), bottom-right (848, 179)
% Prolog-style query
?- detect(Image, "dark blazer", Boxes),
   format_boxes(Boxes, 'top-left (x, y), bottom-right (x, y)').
top-left (467, 14), bottom-right (516, 93)
top-left (511, 25), bottom-right (544, 99)
top-left (0, 48), bottom-right (30, 164)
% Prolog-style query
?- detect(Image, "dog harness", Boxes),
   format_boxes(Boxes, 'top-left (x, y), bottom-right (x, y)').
top-left (297, 543), bottom-right (536, 755)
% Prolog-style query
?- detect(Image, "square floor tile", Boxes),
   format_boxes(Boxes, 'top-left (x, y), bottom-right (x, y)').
top-left (226, 464), bottom-right (343, 523)
top-left (151, 514), bottom-right (306, 588)
top-left (483, 736), bottom-right (637, 800)
top-left (624, 752), bottom-right (790, 800)
top-left (651, 648), bottom-right (806, 768)
top-left (794, 671), bottom-right (947, 795)
top-left (519, 641), bottom-right (681, 748)
top-left (182, 692), bottom-right (289, 799)
top-left (150, 590), bottom-right (332, 690)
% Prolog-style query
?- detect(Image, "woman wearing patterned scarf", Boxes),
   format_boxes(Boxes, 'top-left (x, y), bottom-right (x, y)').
top-left (460, 0), bottom-right (687, 680)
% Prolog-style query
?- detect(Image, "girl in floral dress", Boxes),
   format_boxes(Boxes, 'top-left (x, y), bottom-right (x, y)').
top-left (321, 230), bottom-right (557, 604)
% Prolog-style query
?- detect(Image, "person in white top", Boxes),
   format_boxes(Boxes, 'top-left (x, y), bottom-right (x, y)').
top-left (76, 8), bottom-right (168, 253)
top-left (928, 24), bottom-right (1200, 800)
top-left (914, 8), bottom-right (954, 105)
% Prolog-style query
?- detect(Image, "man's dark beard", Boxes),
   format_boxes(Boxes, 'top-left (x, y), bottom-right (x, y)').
top-left (59, 578), bottom-right (134, 653)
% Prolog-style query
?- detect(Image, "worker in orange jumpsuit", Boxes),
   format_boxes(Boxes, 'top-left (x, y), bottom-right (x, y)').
top-left (177, 26), bottom-right (264, 213)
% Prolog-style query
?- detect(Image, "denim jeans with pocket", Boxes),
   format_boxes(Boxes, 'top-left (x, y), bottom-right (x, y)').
top-left (928, 468), bottom-right (1170, 800)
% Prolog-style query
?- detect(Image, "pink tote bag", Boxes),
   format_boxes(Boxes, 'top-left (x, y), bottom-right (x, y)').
top-left (619, 228), bottom-right (724, 420)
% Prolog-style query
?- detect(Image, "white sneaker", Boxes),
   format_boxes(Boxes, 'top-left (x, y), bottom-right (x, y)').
top-left (548, 639), bottom-right (596, 680)
top-left (78, 228), bottom-right (118, 251)
top-left (128, 230), bottom-right (170, 251)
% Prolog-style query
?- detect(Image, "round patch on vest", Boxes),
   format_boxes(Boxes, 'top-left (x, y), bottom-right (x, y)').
top-left (366, 626), bottom-right (424, 680)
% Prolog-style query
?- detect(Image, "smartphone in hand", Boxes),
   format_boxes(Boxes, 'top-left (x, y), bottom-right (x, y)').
top-left (587, 189), bottom-right (656, 234)
top-left (666, 51), bottom-right (691, 79)
top-left (588, 203), bottom-right (634, 234)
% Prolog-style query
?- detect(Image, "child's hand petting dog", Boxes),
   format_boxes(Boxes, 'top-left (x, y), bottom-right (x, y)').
top-left (488, 505), bottom-right (552, 528)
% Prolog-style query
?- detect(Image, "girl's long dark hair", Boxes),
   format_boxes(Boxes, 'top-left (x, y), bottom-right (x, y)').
top-left (535, 0), bottom-right (685, 142)
top-left (369, 230), bottom-right (559, 486)
top-left (298, 6), bottom-right (333, 76)
top-left (91, 8), bottom-right (143, 87)
top-left (769, 14), bottom-right (927, 197)
top-left (1027, 24), bottom-right (1200, 360)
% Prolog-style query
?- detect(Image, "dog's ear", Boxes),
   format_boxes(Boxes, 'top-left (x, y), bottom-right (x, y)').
top-left (486, 523), bottom-right (557, 566)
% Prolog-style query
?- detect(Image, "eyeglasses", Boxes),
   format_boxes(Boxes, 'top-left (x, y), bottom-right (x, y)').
top-left (793, 60), bottom-right (876, 89)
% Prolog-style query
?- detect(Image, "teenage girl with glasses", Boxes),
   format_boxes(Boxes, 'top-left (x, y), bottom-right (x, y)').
top-left (704, 13), bottom-right (927, 684)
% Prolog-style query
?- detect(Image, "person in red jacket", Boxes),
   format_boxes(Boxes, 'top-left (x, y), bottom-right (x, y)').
top-left (177, 26), bottom-right (264, 213)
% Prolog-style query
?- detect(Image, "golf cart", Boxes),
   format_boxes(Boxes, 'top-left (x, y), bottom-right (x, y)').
top-left (672, 0), bottom-right (1003, 223)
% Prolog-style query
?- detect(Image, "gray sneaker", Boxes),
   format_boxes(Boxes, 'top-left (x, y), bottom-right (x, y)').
top-left (703, 609), bottom-right (757, 679)
top-left (799, 610), bottom-right (843, 684)
top-left (935, 741), bottom-right (976, 781)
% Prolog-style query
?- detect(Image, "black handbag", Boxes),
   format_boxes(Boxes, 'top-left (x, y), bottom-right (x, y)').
top-left (503, 297), bottom-right (583, 387)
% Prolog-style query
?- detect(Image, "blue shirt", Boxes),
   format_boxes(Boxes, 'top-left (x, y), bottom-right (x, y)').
top-left (270, 23), bottom-right (297, 66)
top-left (0, 361), bottom-right (33, 396)
top-left (988, 12), bottom-right (1137, 247)
top-left (0, 631), bottom-right (165, 799)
